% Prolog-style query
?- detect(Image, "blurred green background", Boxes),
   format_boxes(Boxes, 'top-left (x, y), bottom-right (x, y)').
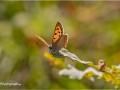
top-left (0, 1), bottom-right (120, 89)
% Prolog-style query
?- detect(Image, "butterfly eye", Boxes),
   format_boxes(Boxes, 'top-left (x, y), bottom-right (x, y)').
top-left (49, 46), bottom-right (52, 50)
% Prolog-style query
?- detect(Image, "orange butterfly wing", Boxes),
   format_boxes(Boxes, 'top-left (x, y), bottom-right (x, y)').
top-left (52, 22), bottom-right (68, 50)
top-left (52, 22), bottom-right (63, 45)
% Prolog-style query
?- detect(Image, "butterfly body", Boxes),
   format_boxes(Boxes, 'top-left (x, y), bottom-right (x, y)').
top-left (49, 46), bottom-right (63, 58)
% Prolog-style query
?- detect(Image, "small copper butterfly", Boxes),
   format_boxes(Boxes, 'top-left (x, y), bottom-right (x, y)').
top-left (35, 22), bottom-right (68, 58)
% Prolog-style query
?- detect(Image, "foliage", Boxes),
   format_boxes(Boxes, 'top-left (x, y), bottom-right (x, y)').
top-left (45, 49), bottom-right (120, 89)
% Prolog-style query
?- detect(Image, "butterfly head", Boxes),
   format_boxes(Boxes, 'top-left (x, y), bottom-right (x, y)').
top-left (49, 46), bottom-right (53, 51)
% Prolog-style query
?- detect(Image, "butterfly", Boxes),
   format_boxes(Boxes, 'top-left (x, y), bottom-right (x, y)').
top-left (35, 22), bottom-right (68, 58)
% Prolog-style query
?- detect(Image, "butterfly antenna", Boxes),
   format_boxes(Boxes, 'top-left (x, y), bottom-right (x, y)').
top-left (34, 35), bottom-right (49, 47)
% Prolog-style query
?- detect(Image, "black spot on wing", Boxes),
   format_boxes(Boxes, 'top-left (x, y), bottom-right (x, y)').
top-left (58, 31), bottom-right (60, 33)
